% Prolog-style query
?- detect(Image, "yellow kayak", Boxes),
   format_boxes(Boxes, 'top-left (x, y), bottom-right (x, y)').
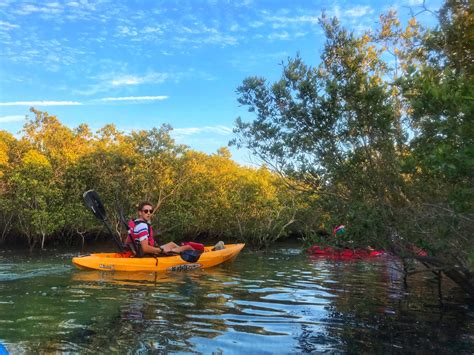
top-left (72, 243), bottom-right (245, 272)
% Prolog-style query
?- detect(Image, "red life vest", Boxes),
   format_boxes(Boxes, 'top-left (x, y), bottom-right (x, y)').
top-left (125, 219), bottom-right (154, 257)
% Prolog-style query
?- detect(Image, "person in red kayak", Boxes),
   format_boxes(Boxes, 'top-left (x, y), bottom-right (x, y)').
top-left (332, 224), bottom-right (349, 248)
top-left (333, 225), bottom-right (346, 238)
top-left (128, 201), bottom-right (194, 256)
top-left (333, 224), bottom-right (377, 252)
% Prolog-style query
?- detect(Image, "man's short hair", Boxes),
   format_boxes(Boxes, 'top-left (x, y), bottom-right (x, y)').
top-left (137, 201), bottom-right (153, 211)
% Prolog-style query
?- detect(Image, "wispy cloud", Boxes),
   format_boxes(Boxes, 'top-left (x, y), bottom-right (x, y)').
top-left (0, 20), bottom-right (19, 30)
top-left (110, 73), bottom-right (169, 87)
top-left (96, 96), bottom-right (169, 102)
top-left (324, 5), bottom-right (375, 21)
top-left (0, 115), bottom-right (25, 123)
top-left (75, 71), bottom-right (170, 96)
top-left (0, 101), bottom-right (82, 106)
top-left (111, 77), bottom-right (142, 86)
top-left (268, 31), bottom-right (290, 41)
top-left (117, 25), bottom-right (138, 37)
top-left (0, 97), bottom-right (169, 106)
top-left (345, 6), bottom-right (374, 17)
top-left (265, 14), bottom-right (319, 25)
top-left (172, 125), bottom-right (233, 137)
top-left (12, 1), bottom-right (102, 20)
top-left (406, 0), bottom-right (424, 5)
top-left (14, 2), bottom-right (65, 17)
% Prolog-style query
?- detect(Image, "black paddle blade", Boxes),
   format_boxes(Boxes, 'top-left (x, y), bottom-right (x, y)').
top-left (180, 250), bottom-right (203, 263)
top-left (83, 189), bottom-right (125, 252)
top-left (83, 190), bottom-right (107, 221)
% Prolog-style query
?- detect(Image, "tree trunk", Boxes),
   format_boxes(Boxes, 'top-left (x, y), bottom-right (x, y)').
top-left (415, 255), bottom-right (474, 299)
top-left (77, 229), bottom-right (86, 251)
top-left (28, 237), bottom-right (37, 253)
top-left (390, 230), bottom-right (474, 299)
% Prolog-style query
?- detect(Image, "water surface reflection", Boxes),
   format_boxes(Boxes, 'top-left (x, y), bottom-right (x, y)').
top-left (0, 245), bottom-right (472, 353)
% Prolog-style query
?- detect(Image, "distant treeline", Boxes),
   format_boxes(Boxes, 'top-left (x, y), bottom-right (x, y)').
top-left (0, 109), bottom-right (314, 250)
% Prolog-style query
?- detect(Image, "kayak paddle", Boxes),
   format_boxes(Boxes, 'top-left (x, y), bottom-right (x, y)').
top-left (83, 189), bottom-right (124, 252)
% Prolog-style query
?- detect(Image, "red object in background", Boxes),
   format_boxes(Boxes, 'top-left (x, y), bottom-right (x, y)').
top-left (414, 247), bottom-right (428, 257)
top-left (307, 245), bottom-right (385, 259)
top-left (182, 242), bottom-right (205, 251)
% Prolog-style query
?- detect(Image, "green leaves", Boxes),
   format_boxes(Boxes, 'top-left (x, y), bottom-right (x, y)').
top-left (0, 108), bottom-right (304, 249)
top-left (232, 2), bottom-right (474, 284)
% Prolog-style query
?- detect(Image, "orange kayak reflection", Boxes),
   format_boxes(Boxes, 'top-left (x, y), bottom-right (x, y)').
top-left (72, 243), bottom-right (245, 272)
top-left (71, 266), bottom-right (239, 287)
top-left (71, 270), bottom-right (178, 286)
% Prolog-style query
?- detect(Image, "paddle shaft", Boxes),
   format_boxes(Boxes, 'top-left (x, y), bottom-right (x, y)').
top-left (102, 219), bottom-right (124, 252)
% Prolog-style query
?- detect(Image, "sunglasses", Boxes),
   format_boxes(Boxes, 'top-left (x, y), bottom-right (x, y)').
top-left (141, 209), bottom-right (153, 214)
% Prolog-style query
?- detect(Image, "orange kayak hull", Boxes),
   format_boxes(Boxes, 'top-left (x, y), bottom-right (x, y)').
top-left (72, 243), bottom-right (245, 272)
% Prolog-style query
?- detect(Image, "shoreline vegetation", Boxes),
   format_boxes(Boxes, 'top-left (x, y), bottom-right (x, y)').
top-left (1, 1), bottom-right (472, 298)
top-left (0, 110), bottom-right (304, 252)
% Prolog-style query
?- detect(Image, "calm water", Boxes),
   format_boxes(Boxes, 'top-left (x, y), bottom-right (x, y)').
top-left (0, 243), bottom-right (473, 354)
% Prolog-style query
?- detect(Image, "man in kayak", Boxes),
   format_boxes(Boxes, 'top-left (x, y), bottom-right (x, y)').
top-left (130, 201), bottom-right (194, 256)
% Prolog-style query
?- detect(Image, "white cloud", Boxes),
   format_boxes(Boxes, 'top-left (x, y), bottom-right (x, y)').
top-left (117, 25), bottom-right (138, 37)
top-left (111, 73), bottom-right (169, 87)
top-left (0, 96), bottom-right (169, 107)
top-left (268, 31), bottom-right (290, 40)
top-left (96, 96), bottom-right (169, 102)
top-left (0, 115), bottom-right (25, 123)
top-left (143, 26), bottom-right (164, 34)
top-left (266, 14), bottom-right (319, 25)
top-left (0, 20), bottom-right (19, 30)
top-left (111, 76), bottom-right (143, 86)
top-left (203, 33), bottom-right (238, 45)
top-left (75, 71), bottom-right (170, 96)
top-left (0, 101), bottom-right (82, 106)
top-left (15, 2), bottom-right (64, 16)
top-left (407, 0), bottom-right (424, 5)
top-left (345, 5), bottom-right (374, 17)
top-left (15, 4), bottom-right (40, 15)
top-left (236, 0), bottom-right (253, 7)
top-left (172, 125), bottom-right (233, 137)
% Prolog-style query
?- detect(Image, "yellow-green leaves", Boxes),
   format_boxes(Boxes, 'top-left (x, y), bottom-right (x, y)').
top-left (0, 109), bottom-right (301, 249)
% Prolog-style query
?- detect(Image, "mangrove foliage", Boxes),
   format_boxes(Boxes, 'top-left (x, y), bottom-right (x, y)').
top-left (231, 1), bottom-right (473, 296)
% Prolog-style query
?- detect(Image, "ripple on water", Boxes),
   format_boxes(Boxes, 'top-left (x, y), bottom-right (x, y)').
top-left (1, 246), bottom-right (473, 354)
top-left (0, 264), bottom-right (71, 282)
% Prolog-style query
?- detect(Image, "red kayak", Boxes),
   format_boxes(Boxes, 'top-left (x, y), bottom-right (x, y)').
top-left (308, 245), bottom-right (385, 259)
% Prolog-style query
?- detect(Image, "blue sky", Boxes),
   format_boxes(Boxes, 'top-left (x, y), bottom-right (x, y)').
top-left (0, 0), bottom-right (441, 165)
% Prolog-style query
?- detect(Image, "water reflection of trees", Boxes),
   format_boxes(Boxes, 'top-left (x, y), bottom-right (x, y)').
top-left (300, 258), bottom-right (473, 353)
